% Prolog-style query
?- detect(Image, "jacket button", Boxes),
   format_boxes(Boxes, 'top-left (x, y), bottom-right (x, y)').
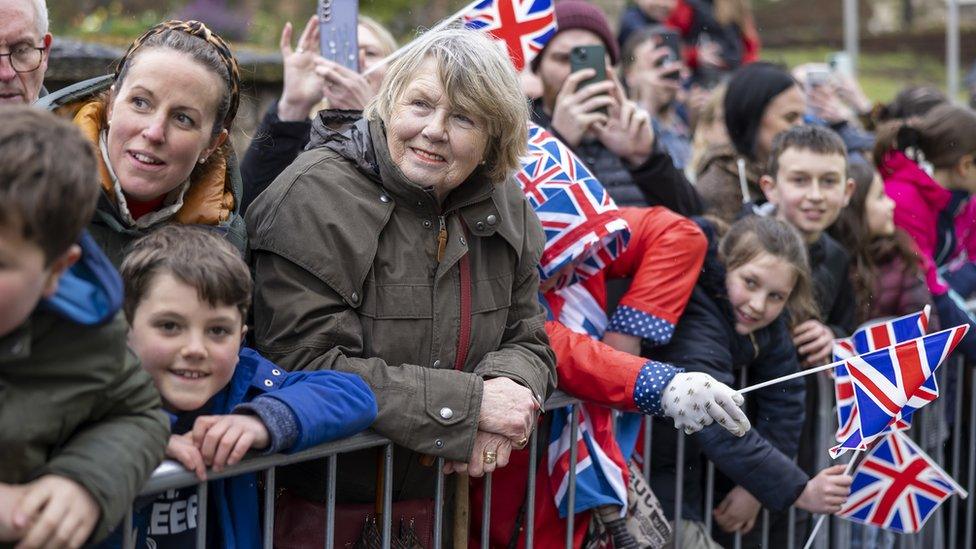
top-left (10, 341), bottom-right (23, 355)
top-left (272, 369), bottom-right (281, 376)
top-left (264, 379), bottom-right (273, 387)
top-left (423, 220), bottom-right (432, 229)
top-left (486, 214), bottom-right (497, 226)
top-left (379, 194), bottom-right (390, 203)
top-left (351, 292), bottom-right (359, 303)
top-left (435, 439), bottom-right (444, 448)
top-left (459, 237), bottom-right (466, 246)
top-left (476, 221), bottom-right (486, 231)
top-left (439, 407), bottom-right (454, 420)
top-left (432, 360), bottom-right (441, 368)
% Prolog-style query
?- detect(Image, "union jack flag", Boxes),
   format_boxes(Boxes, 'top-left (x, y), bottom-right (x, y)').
top-left (462, 0), bottom-right (557, 71)
top-left (839, 431), bottom-right (966, 533)
top-left (834, 308), bottom-right (931, 445)
top-left (830, 324), bottom-right (969, 458)
top-left (519, 123), bottom-right (630, 290)
top-left (548, 402), bottom-right (628, 517)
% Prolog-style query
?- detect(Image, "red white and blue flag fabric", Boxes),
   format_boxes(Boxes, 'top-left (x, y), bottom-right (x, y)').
top-left (516, 124), bottom-right (631, 518)
top-left (547, 401), bottom-right (629, 517)
top-left (833, 308), bottom-right (931, 445)
top-left (519, 123), bottom-right (630, 291)
top-left (839, 431), bottom-right (966, 533)
top-left (462, 0), bottom-right (557, 71)
top-left (830, 324), bottom-right (969, 458)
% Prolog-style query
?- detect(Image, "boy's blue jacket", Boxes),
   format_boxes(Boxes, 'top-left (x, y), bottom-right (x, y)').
top-left (130, 348), bottom-right (377, 549)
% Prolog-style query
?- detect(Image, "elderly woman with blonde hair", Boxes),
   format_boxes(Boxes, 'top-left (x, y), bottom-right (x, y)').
top-left (247, 25), bottom-right (555, 526)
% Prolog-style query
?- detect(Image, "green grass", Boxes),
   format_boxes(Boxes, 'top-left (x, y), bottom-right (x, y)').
top-left (762, 46), bottom-right (953, 103)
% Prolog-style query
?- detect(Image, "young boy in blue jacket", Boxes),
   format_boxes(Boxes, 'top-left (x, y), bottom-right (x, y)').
top-left (118, 224), bottom-right (377, 549)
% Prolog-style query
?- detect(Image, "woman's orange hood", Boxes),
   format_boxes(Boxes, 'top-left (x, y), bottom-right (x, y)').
top-left (72, 100), bottom-right (235, 225)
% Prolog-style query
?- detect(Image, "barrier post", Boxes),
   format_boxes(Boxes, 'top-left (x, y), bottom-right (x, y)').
top-left (195, 482), bottom-right (208, 548)
top-left (263, 466), bottom-right (275, 549)
top-left (566, 404), bottom-right (580, 549)
top-left (526, 429), bottom-right (538, 548)
top-left (325, 456), bottom-right (337, 549)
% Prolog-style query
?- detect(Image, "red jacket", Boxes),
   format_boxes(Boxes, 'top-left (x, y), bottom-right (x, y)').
top-left (469, 207), bottom-right (706, 548)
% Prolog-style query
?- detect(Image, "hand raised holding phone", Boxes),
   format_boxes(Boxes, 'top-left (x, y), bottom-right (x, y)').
top-left (550, 44), bottom-right (616, 147)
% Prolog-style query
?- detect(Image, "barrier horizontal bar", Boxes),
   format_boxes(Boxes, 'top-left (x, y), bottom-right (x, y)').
top-left (141, 431), bottom-right (391, 495)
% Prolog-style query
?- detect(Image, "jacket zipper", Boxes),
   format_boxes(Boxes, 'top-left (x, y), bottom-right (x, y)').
top-left (436, 216), bottom-right (447, 262)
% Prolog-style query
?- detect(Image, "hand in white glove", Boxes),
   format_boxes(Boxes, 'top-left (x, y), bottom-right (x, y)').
top-left (661, 372), bottom-right (750, 436)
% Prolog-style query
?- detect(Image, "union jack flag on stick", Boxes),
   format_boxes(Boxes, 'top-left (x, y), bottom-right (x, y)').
top-left (829, 324), bottom-right (968, 458)
top-left (361, 0), bottom-right (555, 77)
top-left (839, 431), bottom-right (966, 533)
top-left (463, 0), bottom-right (557, 70)
top-left (834, 308), bottom-right (931, 445)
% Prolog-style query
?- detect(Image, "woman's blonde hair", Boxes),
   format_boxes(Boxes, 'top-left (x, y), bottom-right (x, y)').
top-left (718, 215), bottom-right (819, 328)
top-left (365, 26), bottom-right (529, 185)
top-left (358, 15), bottom-right (397, 57)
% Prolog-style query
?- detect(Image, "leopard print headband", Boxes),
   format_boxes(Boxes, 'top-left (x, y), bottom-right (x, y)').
top-left (115, 20), bottom-right (241, 130)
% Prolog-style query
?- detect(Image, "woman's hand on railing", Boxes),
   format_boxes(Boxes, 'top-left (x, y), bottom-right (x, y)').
top-left (478, 377), bottom-right (539, 442)
top-left (713, 485), bottom-right (762, 533)
top-left (795, 464), bottom-right (853, 515)
top-left (661, 372), bottom-right (751, 436)
top-left (442, 431), bottom-right (513, 477)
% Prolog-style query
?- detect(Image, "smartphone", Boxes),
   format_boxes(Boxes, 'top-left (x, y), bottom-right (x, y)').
top-left (827, 51), bottom-right (853, 78)
top-left (570, 44), bottom-right (608, 115)
top-left (806, 67), bottom-right (830, 89)
top-left (570, 44), bottom-right (608, 90)
top-left (654, 30), bottom-right (682, 81)
top-left (318, 0), bottom-right (359, 72)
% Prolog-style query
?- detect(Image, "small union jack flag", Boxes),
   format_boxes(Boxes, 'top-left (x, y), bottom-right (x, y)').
top-left (548, 403), bottom-right (628, 517)
top-left (839, 431), bottom-right (966, 533)
top-left (834, 308), bottom-right (931, 445)
top-left (463, 0), bottom-right (557, 71)
top-left (518, 123), bottom-right (629, 290)
top-left (830, 324), bottom-right (969, 458)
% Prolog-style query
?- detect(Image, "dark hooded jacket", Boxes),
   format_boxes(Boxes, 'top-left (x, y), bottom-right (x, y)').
top-left (645, 219), bottom-right (807, 521)
top-left (0, 232), bottom-right (169, 545)
top-left (246, 111), bottom-right (556, 501)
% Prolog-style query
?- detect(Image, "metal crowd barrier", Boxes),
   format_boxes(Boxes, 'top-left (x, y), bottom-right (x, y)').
top-left (124, 357), bottom-right (975, 549)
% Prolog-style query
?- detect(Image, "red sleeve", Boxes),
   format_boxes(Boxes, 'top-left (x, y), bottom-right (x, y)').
top-left (739, 17), bottom-right (761, 64)
top-left (666, 0), bottom-right (694, 35)
top-left (545, 321), bottom-right (643, 411)
top-left (604, 207), bottom-right (707, 342)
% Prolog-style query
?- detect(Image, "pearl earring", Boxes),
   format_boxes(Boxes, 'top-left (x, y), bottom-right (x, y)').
top-left (198, 157), bottom-right (207, 164)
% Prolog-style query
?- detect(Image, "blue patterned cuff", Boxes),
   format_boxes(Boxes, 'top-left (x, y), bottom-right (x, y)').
top-left (633, 360), bottom-right (681, 416)
top-left (606, 305), bottom-right (676, 346)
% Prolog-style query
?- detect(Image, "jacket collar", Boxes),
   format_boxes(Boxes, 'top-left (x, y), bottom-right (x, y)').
top-left (313, 109), bottom-right (500, 218)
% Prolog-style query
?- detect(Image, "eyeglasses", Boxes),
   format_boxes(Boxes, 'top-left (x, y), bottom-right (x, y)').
top-left (0, 44), bottom-right (46, 73)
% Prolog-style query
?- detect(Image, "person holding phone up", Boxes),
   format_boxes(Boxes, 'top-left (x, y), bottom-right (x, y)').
top-left (621, 25), bottom-right (692, 169)
top-left (239, 15), bottom-right (397, 213)
top-left (529, 0), bottom-right (702, 214)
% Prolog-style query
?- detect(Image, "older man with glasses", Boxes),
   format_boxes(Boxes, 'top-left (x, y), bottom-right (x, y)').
top-left (0, 0), bottom-right (51, 104)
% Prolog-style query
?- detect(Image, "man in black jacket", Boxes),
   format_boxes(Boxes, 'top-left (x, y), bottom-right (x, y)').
top-left (529, 0), bottom-right (702, 212)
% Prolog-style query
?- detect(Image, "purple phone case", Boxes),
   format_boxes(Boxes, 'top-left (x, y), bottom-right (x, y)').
top-left (318, 0), bottom-right (359, 72)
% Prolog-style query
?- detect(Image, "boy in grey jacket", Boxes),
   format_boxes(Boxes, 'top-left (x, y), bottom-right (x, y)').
top-left (0, 106), bottom-right (169, 548)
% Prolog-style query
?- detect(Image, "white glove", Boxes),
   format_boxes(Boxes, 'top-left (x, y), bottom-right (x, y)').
top-left (661, 372), bottom-right (751, 436)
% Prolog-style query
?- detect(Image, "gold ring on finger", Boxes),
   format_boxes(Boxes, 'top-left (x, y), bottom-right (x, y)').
top-left (483, 450), bottom-right (497, 465)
